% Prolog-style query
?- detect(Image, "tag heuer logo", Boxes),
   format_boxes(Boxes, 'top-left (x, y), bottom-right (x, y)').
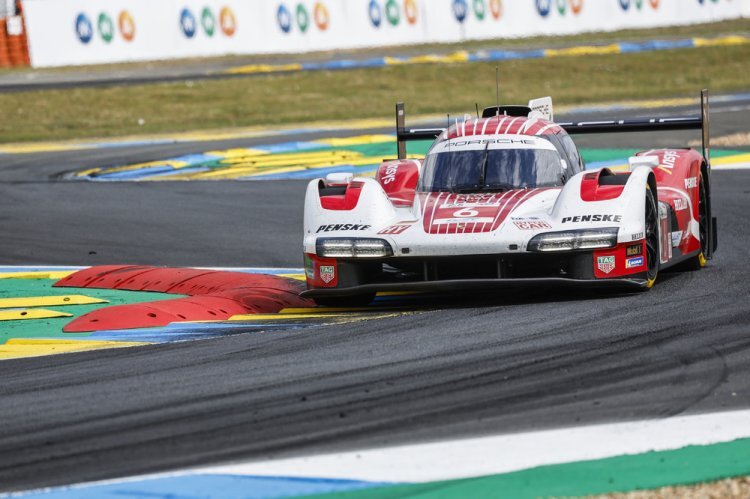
top-left (597, 256), bottom-right (615, 274)
top-left (320, 265), bottom-right (335, 284)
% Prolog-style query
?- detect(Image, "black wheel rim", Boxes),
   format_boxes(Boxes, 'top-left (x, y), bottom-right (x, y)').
top-left (645, 188), bottom-right (659, 281)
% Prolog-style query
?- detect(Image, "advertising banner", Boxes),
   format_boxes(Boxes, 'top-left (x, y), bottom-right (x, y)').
top-left (21, 0), bottom-right (749, 67)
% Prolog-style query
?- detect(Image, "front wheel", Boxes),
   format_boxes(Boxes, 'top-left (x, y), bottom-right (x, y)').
top-left (644, 185), bottom-right (660, 289)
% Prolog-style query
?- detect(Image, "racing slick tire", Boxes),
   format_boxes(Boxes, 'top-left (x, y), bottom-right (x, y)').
top-left (643, 184), bottom-right (660, 290)
top-left (313, 293), bottom-right (376, 308)
top-left (677, 173), bottom-right (708, 271)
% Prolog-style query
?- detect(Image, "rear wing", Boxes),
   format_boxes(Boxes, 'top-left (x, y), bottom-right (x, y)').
top-left (395, 89), bottom-right (711, 165)
top-left (559, 89), bottom-right (711, 165)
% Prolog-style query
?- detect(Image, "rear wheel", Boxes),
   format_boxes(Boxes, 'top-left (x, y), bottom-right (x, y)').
top-left (681, 174), bottom-right (708, 271)
top-left (313, 293), bottom-right (376, 308)
top-left (644, 185), bottom-right (659, 289)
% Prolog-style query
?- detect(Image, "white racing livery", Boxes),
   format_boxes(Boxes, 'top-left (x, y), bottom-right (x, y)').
top-left (301, 92), bottom-right (716, 306)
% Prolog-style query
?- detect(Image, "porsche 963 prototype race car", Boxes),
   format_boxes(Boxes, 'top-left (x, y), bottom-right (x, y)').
top-left (302, 91), bottom-right (717, 306)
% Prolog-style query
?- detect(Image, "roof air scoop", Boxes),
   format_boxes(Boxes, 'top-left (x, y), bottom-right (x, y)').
top-left (481, 105), bottom-right (532, 118)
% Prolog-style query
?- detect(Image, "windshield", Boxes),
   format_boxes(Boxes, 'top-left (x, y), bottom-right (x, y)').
top-left (419, 147), bottom-right (565, 193)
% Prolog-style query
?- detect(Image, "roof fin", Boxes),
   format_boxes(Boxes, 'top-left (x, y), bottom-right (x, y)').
top-left (528, 96), bottom-right (554, 121)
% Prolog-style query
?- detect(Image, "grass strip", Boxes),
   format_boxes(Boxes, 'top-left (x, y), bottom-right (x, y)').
top-left (306, 438), bottom-right (750, 499)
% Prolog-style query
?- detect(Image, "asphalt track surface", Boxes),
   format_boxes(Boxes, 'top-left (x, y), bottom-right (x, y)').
top-left (0, 102), bottom-right (749, 491)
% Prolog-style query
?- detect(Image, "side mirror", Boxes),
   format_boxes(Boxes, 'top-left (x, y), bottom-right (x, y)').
top-left (325, 172), bottom-right (353, 186)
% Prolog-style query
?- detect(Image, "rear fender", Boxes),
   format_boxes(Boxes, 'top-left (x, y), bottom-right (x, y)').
top-left (376, 159), bottom-right (421, 207)
top-left (637, 149), bottom-right (702, 255)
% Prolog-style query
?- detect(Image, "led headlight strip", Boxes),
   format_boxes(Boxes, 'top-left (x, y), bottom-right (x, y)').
top-left (528, 228), bottom-right (619, 252)
top-left (316, 238), bottom-right (394, 258)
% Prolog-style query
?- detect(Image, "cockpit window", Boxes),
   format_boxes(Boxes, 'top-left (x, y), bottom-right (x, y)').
top-left (418, 147), bottom-right (565, 193)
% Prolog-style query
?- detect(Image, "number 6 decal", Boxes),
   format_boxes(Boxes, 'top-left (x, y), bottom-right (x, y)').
top-left (453, 208), bottom-right (479, 218)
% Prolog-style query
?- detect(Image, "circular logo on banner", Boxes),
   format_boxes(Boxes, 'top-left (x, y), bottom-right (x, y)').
top-left (404, 0), bottom-right (418, 24)
top-left (220, 7), bottom-right (237, 36)
top-left (314, 2), bottom-right (330, 30)
top-left (278, 4), bottom-right (292, 33)
top-left (620, 0), bottom-right (658, 10)
top-left (118, 11), bottom-right (135, 41)
top-left (75, 13), bottom-right (94, 44)
top-left (536, 0), bottom-right (552, 17)
top-left (202, 7), bottom-right (216, 37)
top-left (453, 0), bottom-right (468, 22)
top-left (385, 0), bottom-right (400, 26)
top-left (98, 12), bottom-right (114, 43)
top-left (369, 0), bottom-right (382, 27)
top-left (537, 0), bottom-right (583, 17)
top-left (180, 8), bottom-right (197, 38)
top-left (296, 4), bottom-right (310, 33)
top-left (474, 0), bottom-right (486, 20)
top-left (489, 0), bottom-right (502, 19)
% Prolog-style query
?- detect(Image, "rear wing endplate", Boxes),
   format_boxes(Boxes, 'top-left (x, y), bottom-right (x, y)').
top-left (395, 102), bottom-right (443, 160)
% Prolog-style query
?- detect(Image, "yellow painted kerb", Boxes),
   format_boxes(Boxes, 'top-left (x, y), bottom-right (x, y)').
top-left (0, 339), bottom-right (148, 360)
top-left (0, 295), bottom-right (107, 309)
top-left (0, 309), bottom-right (73, 321)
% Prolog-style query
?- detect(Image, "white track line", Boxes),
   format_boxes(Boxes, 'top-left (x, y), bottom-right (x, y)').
top-left (202, 409), bottom-right (750, 483)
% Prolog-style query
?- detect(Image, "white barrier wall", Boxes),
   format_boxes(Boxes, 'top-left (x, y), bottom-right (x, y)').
top-left (22, 0), bottom-right (748, 67)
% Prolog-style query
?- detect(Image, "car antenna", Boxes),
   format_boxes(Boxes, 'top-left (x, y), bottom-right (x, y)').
top-left (475, 103), bottom-right (480, 119)
top-left (495, 66), bottom-right (500, 117)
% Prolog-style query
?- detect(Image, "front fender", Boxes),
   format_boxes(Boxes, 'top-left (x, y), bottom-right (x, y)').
top-left (550, 166), bottom-right (653, 244)
top-left (303, 178), bottom-right (399, 254)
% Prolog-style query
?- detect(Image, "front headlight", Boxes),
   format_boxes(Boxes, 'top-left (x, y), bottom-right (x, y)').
top-left (316, 238), bottom-right (394, 258)
top-left (528, 228), bottom-right (619, 252)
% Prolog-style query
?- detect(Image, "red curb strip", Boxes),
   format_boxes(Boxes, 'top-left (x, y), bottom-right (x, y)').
top-left (54, 266), bottom-right (312, 332)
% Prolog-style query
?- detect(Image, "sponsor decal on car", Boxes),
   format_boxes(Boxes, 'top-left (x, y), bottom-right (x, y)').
top-left (378, 224), bottom-right (411, 235)
top-left (626, 243), bottom-right (642, 257)
top-left (674, 198), bottom-right (688, 211)
top-left (381, 163), bottom-right (399, 184)
top-left (597, 256), bottom-right (616, 274)
top-left (684, 177), bottom-right (698, 189)
top-left (562, 214), bottom-right (623, 223)
top-left (423, 190), bottom-right (547, 235)
top-left (320, 265), bottom-right (335, 284)
top-left (513, 220), bottom-right (552, 230)
top-left (449, 138), bottom-right (534, 148)
top-left (304, 254), bottom-right (315, 279)
top-left (671, 231), bottom-right (683, 247)
top-left (631, 232), bottom-right (644, 241)
top-left (659, 150), bottom-right (679, 174)
top-left (626, 256), bottom-right (645, 269)
top-left (317, 224), bottom-right (372, 232)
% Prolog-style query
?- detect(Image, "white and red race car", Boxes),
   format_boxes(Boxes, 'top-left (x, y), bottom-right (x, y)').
top-left (302, 91), bottom-right (717, 306)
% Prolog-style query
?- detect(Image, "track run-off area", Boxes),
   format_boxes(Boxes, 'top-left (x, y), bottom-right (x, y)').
top-left (0, 94), bottom-right (749, 497)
